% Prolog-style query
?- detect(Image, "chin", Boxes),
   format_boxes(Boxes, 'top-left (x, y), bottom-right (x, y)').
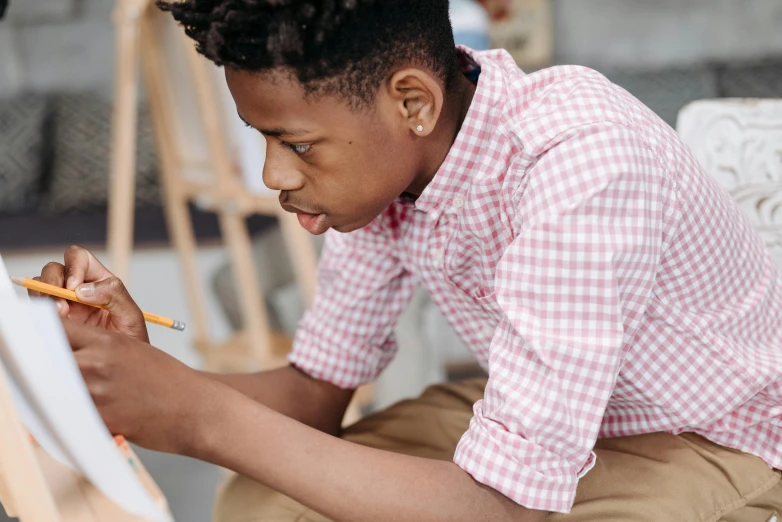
top-left (333, 217), bottom-right (374, 233)
top-left (332, 223), bottom-right (360, 233)
top-left (331, 207), bottom-right (388, 233)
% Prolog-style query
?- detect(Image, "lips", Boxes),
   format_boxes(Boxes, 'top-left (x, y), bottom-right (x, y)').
top-left (296, 212), bottom-right (328, 234)
top-left (280, 200), bottom-right (316, 215)
top-left (279, 198), bottom-right (329, 234)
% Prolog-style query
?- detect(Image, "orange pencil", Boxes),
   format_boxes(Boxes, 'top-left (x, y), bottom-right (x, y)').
top-left (10, 277), bottom-right (186, 332)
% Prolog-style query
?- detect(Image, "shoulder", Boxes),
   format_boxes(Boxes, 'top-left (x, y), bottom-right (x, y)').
top-left (499, 69), bottom-right (675, 230)
top-left (501, 64), bottom-right (653, 157)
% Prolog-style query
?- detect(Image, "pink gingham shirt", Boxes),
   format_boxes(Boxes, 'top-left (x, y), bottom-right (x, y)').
top-left (289, 48), bottom-right (782, 513)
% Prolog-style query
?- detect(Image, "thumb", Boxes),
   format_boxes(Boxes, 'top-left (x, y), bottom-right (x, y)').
top-left (75, 277), bottom-right (146, 334)
top-left (75, 277), bottom-right (136, 311)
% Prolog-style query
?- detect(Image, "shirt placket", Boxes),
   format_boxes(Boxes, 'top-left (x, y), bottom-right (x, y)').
top-left (426, 193), bottom-right (467, 276)
top-left (427, 207), bottom-right (447, 276)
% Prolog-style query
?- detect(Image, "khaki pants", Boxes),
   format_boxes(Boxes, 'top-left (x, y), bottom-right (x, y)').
top-left (214, 379), bottom-right (782, 522)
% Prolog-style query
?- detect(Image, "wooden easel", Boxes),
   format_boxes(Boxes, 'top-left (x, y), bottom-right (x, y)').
top-left (106, 0), bottom-right (318, 373)
top-left (106, 0), bottom-right (371, 419)
top-left (0, 350), bottom-right (169, 521)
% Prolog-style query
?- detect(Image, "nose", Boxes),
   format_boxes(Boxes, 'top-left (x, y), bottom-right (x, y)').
top-left (262, 146), bottom-right (305, 192)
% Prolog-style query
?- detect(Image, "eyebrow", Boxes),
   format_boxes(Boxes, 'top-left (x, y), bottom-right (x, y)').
top-left (237, 111), bottom-right (312, 138)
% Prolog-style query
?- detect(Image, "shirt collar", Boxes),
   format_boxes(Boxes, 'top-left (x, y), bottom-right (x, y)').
top-left (413, 46), bottom-right (509, 214)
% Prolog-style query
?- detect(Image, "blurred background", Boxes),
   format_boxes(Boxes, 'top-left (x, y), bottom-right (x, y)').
top-left (1, 1), bottom-right (781, 520)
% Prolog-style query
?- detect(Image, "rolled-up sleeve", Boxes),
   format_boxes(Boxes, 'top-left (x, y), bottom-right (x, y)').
top-left (289, 213), bottom-right (417, 389)
top-left (454, 123), bottom-right (673, 512)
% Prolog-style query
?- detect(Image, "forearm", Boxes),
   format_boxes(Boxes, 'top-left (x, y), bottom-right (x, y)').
top-left (200, 365), bottom-right (353, 435)
top-left (190, 383), bottom-right (547, 522)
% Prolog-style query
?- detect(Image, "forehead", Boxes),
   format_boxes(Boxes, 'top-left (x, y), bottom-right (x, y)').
top-left (224, 67), bottom-right (366, 131)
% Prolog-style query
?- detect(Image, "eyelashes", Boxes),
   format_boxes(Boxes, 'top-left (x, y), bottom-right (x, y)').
top-left (241, 121), bottom-right (313, 157)
top-left (282, 142), bottom-right (312, 155)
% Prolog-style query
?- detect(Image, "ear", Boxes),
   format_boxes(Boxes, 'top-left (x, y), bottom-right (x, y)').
top-left (386, 68), bottom-right (445, 137)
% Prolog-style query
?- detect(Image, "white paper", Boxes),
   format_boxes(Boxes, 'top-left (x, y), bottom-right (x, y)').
top-left (0, 256), bottom-right (76, 468)
top-left (0, 256), bottom-right (172, 522)
top-left (0, 255), bottom-right (13, 296)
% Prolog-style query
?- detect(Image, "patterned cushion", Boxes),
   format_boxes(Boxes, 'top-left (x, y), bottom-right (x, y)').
top-left (45, 93), bottom-right (160, 213)
top-left (0, 93), bottom-right (48, 213)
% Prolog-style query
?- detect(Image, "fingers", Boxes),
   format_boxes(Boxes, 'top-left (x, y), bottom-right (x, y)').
top-left (38, 246), bottom-right (147, 342)
top-left (39, 262), bottom-right (65, 287)
top-left (63, 245), bottom-right (113, 291)
top-left (31, 264), bottom-right (69, 317)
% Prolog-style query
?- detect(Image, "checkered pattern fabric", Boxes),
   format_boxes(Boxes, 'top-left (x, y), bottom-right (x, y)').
top-left (289, 48), bottom-right (782, 513)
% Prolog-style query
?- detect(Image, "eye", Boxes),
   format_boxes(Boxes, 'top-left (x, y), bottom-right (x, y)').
top-left (282, 142), bottom-right (312, 156)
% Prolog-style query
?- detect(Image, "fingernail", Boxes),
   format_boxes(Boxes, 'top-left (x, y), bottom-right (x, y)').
top-left (66, 277), bottom-right (77, 290)
top-left (56, 301), bottom-right (65, 312)
top-left (77, 283), bottom-right (94, 298)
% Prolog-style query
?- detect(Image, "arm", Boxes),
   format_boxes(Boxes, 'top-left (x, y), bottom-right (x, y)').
top-left (201, 366), bottom-right (354, 436)
top-left (200, 219), bottom-right (419, 434)
top-left (64, 320), bottom-right (547, 522)
top-left (58, 226), bottom-right (544, 521)
top-left (194, 380), bottom-right (549, 522)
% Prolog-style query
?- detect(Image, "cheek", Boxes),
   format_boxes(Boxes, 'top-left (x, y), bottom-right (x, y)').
top-left (361, 130), bottom-right (415, 179)
top-left (322, 164), bottom-right (391, 219)
top-left (311, 133), bottom-right (414, 216)
top-left (348, 152), bottom-right (405, 197)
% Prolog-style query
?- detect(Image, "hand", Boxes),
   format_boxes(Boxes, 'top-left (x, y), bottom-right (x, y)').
top-left (63, 319), bottom-right (214, 455)
top-left (31, 245), bottom-right (149, 343)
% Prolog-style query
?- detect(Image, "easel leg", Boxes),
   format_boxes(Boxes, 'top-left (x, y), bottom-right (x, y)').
top-left (181, 36), bottom-right (280, 371)
top-left (0, 362), bottom-right (61, 521)
top-left (276, 209), bottom-right (319, 308)
top-left (107, 0), bottom-right (148, 282)
top-left (0, 457), bottom-right (17, 517)
top-left (219, 213), bottom-right (277, 371)
top-left (139, 9), bottom-right (211, 352)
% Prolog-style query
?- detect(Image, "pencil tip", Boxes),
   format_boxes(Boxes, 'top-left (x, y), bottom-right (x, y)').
top-left (10, 276), bottom-right (26, 286)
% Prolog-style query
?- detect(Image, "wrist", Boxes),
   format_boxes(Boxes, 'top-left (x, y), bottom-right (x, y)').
top-left (176, 375), bottom-right (229, 459)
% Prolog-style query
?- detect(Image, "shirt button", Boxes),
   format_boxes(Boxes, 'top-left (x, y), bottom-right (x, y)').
top-left (432, 249), bottom-right (444, 268)
top-left (483, 325), bottom-right (495, 338)
top-left (452, 196), bottom-right (464, 209)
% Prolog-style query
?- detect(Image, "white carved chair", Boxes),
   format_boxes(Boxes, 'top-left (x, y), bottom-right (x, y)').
top-left (677, 99), bottom-right (782, 268)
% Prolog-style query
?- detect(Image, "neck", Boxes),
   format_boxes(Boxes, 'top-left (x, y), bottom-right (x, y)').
top-left (404, 74), bottom-right (477, 196)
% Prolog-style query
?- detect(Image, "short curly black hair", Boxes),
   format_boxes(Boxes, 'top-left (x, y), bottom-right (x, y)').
top-left (158, 0), bottom-right (460, 109)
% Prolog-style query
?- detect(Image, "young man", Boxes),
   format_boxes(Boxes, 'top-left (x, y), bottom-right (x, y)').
top-left (33, 1), bottom-right (781, 520)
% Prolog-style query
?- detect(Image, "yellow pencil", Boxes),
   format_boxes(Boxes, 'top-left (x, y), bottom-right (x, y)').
top-left (10, 277), bottom-right (186, 332)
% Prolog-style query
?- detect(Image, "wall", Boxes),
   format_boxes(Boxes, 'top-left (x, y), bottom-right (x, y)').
top-left (555, 0), bottom-right (782, 68)
top-left (0, 0), bottom-right (115, 98)
top-left (2, 0), bottom-right (782, 99)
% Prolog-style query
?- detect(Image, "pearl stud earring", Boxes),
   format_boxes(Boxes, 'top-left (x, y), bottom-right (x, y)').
top-left (416, 125), bottom-right (424, 132)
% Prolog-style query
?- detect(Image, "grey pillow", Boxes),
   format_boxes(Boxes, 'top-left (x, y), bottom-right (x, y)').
top-left (45, 93), bottom-right (160, 213)
top-left (0, 93), bottom-right (48, 213)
